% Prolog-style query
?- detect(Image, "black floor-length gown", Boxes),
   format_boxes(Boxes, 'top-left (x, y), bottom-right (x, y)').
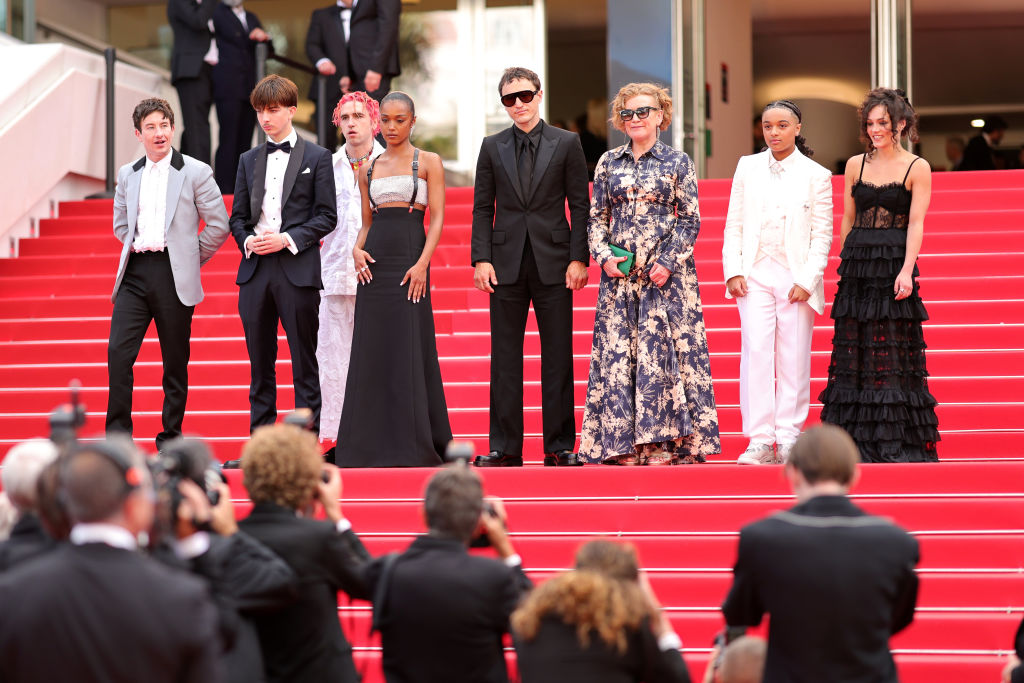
top-left (819, 156), bottom-right (939, 462)
top-left (336, 162), bottom-right (451, 467)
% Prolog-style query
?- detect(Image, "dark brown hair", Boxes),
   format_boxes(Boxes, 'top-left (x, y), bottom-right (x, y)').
top-left (250, 74), bottom-right (298, 110)
top-left (498, 66), bottom-right (541, 95)
top-left (762, 99), bottom-right (814, 157)
top-left (132, 98), bottom-right (174, 131)
top-left (787, 424), bottom-right (860, 486)
top-left (858, 87), bottom-right (918, 155)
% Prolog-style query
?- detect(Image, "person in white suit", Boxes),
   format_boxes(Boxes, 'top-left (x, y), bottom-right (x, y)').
top-left (722, 100), bottom-right (833, 465)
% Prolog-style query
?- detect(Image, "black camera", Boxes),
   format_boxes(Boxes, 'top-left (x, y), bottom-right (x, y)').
top-left (712, 625), bottom-right (748, 669)
top-left (49, 380), bottom-right (87, 451)
top-left (469, 501), bottom-right (503, 549)
top-left (154, 438), bottom-right (227, 527)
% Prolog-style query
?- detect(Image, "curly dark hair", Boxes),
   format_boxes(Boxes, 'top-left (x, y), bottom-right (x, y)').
top-left (241, 424), bottom-right (321, 510)
top-left (858, 87), bottom-right (918, 156)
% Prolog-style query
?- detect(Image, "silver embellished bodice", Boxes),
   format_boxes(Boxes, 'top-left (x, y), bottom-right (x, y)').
top-left (369, 176), bottom-right (428, 205)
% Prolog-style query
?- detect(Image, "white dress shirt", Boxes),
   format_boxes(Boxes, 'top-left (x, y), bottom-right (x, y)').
top-left (322, 140), bottom-right (383, 296)
top-left (132, 152), bottom-right (173, 252)
top-left (232, 5), bottom-right (247, 30)
top-left (245, 128), bottom-right (300, 257)
top-left (70, 523), bottom-right (139, 550)
top-left (755, 151), bottom-right (798, 269)
top-left (339, 0), bottom-right (358, 42)
top-left (197, 0), bottom-right (218, 66)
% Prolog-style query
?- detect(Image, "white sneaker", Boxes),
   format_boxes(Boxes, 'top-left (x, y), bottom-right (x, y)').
top-left (737, 443), bottom-right (775, 465)
top-left (776, 442), bottom-right (795, 464)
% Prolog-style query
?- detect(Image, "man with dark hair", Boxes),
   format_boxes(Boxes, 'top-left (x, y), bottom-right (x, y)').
top-left (238, 424), bottom-right (370, 683)
top-left (168, 0), bottom-right (218, 162)
top-left (471, 66), bottom-right (590, 468)
top-left (364, 465), bottom-right (532, 683)
top-left (230, 75), bottom-right (337, 436)
top-left (721, 424), bottom-right (920, 683)
top-left (305, 0), bottom-right (401, 142)
top-left (107, 97), bottom-right (230, 452)
top-left (961, 115), bottom-right (1008, 171)
top-left (0, 438), bottom-right (222, 682)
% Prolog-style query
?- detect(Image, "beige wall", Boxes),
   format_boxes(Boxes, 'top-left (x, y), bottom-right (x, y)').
top-left (704, 0), bottom-right (753, 179)
top-left (36, 0), bottom-right (107, 40)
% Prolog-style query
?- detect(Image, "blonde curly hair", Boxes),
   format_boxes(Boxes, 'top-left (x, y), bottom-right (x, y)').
top-left (511, 541), bottom-right (649, 653)
top-left (241, 424), bottom-right (321, 510)
top-left (609, 82), bottom-right (672, 132)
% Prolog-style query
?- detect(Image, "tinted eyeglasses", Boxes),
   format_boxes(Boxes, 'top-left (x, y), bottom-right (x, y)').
top-left (619, 106), bottom-right (661, 121)
top-left (500, 89), bottom-right (539, 108)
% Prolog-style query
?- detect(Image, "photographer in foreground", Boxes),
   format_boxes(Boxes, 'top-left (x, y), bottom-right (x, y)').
top-left (364, 464), bottom-right (532, 683)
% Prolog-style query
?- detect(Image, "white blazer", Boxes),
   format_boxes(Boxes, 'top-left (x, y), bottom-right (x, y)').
top-left (722, 149), bottom-right (834, 315)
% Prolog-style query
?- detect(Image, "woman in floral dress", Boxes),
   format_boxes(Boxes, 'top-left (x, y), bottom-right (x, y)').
top-left (580, 82), bottom-right (720, 465)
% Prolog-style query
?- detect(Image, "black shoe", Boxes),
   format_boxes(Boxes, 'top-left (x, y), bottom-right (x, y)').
top-left (543, 450), bottom-right (584, 466)
top-left (473, 451), bottom-right (523, 467)
top-left (222, 459), bottom-right (242, 469)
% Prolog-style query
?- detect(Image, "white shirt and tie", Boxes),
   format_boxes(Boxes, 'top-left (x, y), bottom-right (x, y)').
top-left (244, 128), bottom-right (299, 257)
top-left (314, 0), bottom-right (359, 70)
top-left (132, 153), bottom-right (173, 252)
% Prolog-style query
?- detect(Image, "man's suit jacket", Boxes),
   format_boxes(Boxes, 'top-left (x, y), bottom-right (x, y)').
top-left (238, 502), bottom-right (371, 683)
top-left (167, 0), bottom-right (217, 85)
top-left (960, 133), bottom-right (996, 171)
top-left (364, 535), bottom-right (533, 683)
top-left (722, 495), bottom-right (920, 683)
top-left (211, 3), bottom-right (262, 101)
top-left (112, 149), bottom-right (230, 306)
top-left (0, 512), bottom-right (54, 572)
top-left (514, 616), bottom-right (691, 683)
top-left (471, 122), bottom-right (590, 286)
top-left (0, 542), bottom-right (222, 682)
top-left (230, 136), bottom-right (337, 289)
top-left (305, 0), bottom-right (401, 101)
top-left (722, 149), bottom-right (833, 314)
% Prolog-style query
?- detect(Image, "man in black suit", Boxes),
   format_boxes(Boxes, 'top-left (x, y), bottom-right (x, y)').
top-left (168, 0), bottom-right (217, 163)
top-left (237, 423), bottom-right (371, 683)
top-left (471, 66), bottom-right (590, 467)
top-left (0, 439), bottom-right (58, 572)
top-left (364, 465), bottom-right (532, 683)
top-left (722, 424), bottom-right (920, 683)
top-left (230, 75), bottom-right (337, 435)
top-left (960, 115), bottom-right (1008, 171)
top-left (212, 0), bottom-right (270, 193)
top-left (305, 0), bottom-right (401, 142)
top-left (0, 437), bottom-right (222, 682)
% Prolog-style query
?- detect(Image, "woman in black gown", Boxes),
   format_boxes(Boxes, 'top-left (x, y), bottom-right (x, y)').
top-left (336, 92), bottom-right (451, 467)
top-left (819, 88), bottom-right (939, 462)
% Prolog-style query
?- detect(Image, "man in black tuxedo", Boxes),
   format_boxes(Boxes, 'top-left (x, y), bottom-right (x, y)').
top-left (364, 465), bottom-right (532, 683)
top-left (960, 115), bottom-right (1008, 171)
top-left (168, 0), bottom-right (217, 163)
top-left (0, 437), bottom-right (222, 682)
top-left (237, 424), bottom-right (371, 683)
top-left (230, 75), bottom-right (337, 435)
top-left (211, 0), bottom-right (270, 193)
top-left (305, 0), bottom-right (401, 142)
top-left (722, 424), bottom-right (920, 683)
top-left (471, 66), bottom-right (590, 467)
top-left (0, 439), bottom-right (58, 572)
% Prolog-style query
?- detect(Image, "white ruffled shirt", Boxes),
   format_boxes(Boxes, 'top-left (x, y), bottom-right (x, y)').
top-left (321, 140), bottom-right (384, 296)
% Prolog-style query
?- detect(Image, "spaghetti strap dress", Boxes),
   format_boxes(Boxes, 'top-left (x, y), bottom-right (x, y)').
top-left (818, 156), bottom-right (939, 462)
top-left (336, 150), bottom-right (451, 467)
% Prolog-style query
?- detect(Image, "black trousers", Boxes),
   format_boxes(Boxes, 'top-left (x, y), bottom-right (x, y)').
top-left (238, 253), bottom-right (322, 433)
top-left (489, 239), bottom-right (575, 457)
top-left (106, 251), bottom-right (194, 450)
top-left (176, 64), bottom-right (213, 164)
top-left (214, 96), bottom-right (256, 194)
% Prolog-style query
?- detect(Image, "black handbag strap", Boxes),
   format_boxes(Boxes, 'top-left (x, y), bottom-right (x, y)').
top-left (371, 552), bottom-right (400, 632)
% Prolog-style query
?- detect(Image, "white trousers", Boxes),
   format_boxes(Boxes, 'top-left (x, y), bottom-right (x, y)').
top-left (736, 257), bottom-right (815, 446)
top-left (316, 294), bottom-right (356, 442)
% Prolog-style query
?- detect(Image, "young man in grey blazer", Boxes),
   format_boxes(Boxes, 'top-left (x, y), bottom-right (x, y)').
top-left (106, 98), bottom-right (230, 451)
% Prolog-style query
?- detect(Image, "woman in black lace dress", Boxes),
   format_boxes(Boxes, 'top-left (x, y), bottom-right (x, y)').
top-left (819, 88), bottom-right (939, 462)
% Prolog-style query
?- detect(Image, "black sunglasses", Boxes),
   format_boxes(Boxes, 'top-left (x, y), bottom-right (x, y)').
top-left (500, 89), bottom-right (539, 107)
top-left (619, 106), bottom-right (661, 121)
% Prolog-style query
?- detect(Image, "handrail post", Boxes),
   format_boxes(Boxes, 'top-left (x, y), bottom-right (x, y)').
top-left (316, 75), bottom-right (330, 149)
top-left (87, 47), bottom-right (116, 199)
top-left (255, 42), bottom-right (268, 145)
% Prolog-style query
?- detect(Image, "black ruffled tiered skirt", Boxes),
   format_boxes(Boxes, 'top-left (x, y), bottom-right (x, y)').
top-left (818, 226), bottom-right (940, 462)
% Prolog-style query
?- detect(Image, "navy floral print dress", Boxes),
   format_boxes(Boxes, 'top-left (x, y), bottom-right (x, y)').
top-left (580, 140), bottom-right (721, 464)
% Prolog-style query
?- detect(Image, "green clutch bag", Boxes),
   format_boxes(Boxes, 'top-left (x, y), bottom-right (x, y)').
top-left (609, 243), bottom-right (634, 275)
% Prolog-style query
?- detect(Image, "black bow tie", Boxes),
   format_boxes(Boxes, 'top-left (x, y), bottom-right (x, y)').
top-left (267, 140), bottom-right (292, 154)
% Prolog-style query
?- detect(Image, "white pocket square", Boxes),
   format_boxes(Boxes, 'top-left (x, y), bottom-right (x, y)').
top-left (302, 167), bottom-right (311, 174)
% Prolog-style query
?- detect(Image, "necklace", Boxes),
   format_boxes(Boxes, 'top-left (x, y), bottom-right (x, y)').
top-left (347, 147), bottom-right (372, 170)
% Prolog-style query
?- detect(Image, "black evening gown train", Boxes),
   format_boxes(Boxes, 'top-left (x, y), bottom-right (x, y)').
top-left (819, 156), bottom-right (939, 462)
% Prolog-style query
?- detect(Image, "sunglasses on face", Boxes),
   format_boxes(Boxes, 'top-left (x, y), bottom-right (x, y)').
top-left (619, 106), bottom-right (661, 121)
top-left (500, 89), bottom-right (539, 107)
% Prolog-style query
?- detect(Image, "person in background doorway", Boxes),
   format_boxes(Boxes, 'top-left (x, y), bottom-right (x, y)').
top-left (944, 135), bottom-right (965, 172)
top-left (960, 115), bottom-right (1008, 171)
top-left (168, 0), bottom-right (217, 163)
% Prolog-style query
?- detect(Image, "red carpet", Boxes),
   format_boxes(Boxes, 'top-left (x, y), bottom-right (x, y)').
top-left (2, 169), bottom-right (1023, 681)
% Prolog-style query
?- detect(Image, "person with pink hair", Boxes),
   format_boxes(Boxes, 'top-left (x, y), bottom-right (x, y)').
top-left (317, 91), bottom-right (385, 458)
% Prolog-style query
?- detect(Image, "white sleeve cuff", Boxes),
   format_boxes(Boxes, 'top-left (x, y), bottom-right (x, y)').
top-left (503, 553), bottom-right (522, 567)
top-left (335, 518), bottom-right (352, 533)
top-left (315, 58), bottom-right (330, 69)
top-left (282, 232), bottom-right (298, 255)
top-left (657, 631), bottom-right (682, 652)
top-left (244, 235), bottom-right (255, 258)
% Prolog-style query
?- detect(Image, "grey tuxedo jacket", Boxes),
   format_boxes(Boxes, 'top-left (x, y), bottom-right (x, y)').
top-left (111, 149), bottom-right (230, 306)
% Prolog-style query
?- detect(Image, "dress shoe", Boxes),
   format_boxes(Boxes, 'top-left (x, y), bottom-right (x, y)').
top-left (222, 459), bottom-right (242, 469)
top-left (543, 450), bottom-right (584, 466)
top-left (473, 451), bottom-right (523, 467)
